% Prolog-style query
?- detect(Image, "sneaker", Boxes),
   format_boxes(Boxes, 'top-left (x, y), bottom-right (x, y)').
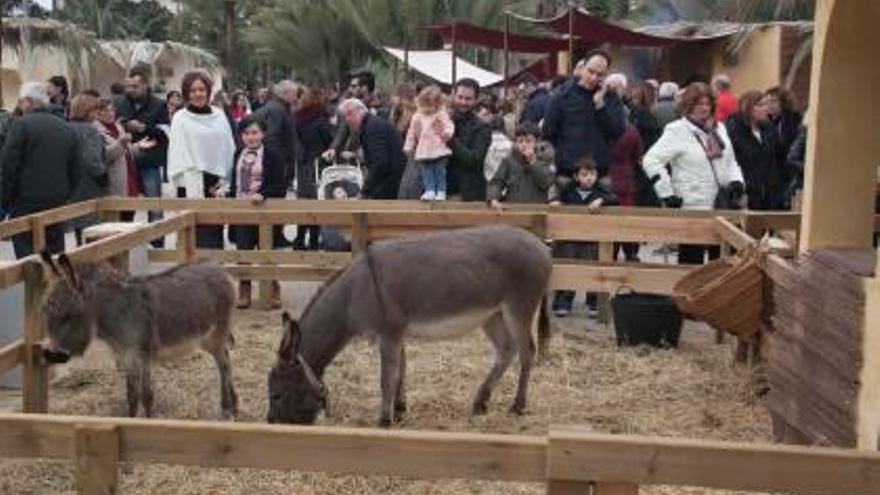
top-left (435, 191), bottom-right (447, 201)
top-left (554, 308), bottom-right (571, 318)
top-left (420, 190), bottom-right (436, 201)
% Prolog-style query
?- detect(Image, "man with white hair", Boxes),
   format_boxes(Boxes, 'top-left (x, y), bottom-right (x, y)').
top-left (655, 81), bottom-right (680, 129)
top-left (0, 82), bottom-right (82, 258)
top-left (337, 98), bottom-right (405, 199)
top-left (711, 73), bottom-right (738, 122)
top-left (256, 79), bottom-right (300, 181)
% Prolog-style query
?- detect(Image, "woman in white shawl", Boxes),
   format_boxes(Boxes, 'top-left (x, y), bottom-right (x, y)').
top-left (167, 70), bottom-right (236, 248)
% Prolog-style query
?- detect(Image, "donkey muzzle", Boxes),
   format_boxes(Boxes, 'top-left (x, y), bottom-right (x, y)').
top-left (37, 340), bottom-right (71, 364)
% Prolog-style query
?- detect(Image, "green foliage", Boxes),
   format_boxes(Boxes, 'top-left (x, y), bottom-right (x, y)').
top-left (53, 0), bottom-right (173, 41)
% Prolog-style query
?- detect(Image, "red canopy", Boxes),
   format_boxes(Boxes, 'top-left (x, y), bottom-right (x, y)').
top-left (511, 8), bottom-right (678, 48)
top-left (422, 22), bottom-right (573, 53)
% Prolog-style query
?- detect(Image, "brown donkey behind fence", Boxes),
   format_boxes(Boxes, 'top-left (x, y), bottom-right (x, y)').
top-left (38, 253), bottom-right (238, 419)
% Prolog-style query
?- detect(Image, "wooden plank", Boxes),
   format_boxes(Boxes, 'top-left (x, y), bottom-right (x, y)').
top-left (0, 216), bottom-right (33, 239)
top-left (225, 265), bottom-right (341, 282)
top-left (177, 225), bottom-right (196, 263)
top-left (74, 423), bottom-right (119, 495)
top-left (22, 262), bottom-right (48, 413)
top-left (547, 427), bottom-right (880, 494)
top-left (65, 213), bottom-right (194, 265)
top-left (195, 210), bottom-right (355, 226)
top-left (0, 414), bottom-right (548, 482)
top-left (352, 212), bottom-right (369, 255)
top-left (714, 217), bottom-right (755, 251)
top-left (257, 224), bottom-right (274, 310)
top-left (597, 242), bottom-right (614, 324)
top-left (0, 339), bottom-right (24, 375)
top-left (38, 201), bottom-right (99, 227)
top-left (593, 482), bottom-right (639, 494)
top-left (366, 211), bottom-right (537, 229)
top-left (0, 260), bottom-right (26, 290)
top-left (857, 275), bottom-right (880, 451)
top-left (30, 217), bottom-right (46, 253)
top-left (148, 249), bottom-right (352, 266)
top-left (546, 215), bottom-right (720, 244)
top-left (549, 263), bottom-right (690, 294)
top-left (546, 480), bottom-right (590, 494)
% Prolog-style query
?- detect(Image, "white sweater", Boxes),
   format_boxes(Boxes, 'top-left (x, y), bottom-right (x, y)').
top-left (167, 107), bottom-right (236, 198)
top-left (642, 118), bottom-right (744, 210)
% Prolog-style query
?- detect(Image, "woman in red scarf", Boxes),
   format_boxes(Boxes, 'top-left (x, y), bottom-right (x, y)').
top-left (95, 98), bottom-right (141, 220)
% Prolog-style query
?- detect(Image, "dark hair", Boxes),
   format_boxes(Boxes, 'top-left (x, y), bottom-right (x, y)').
top-left (515, 122), bottom-right (541, 139)
top-left (454, 78), bottom-right (481, 95)
top-left (128, 63), bottom-right (152, 83)
top-left (350, 70), bottom-right (376, 93)
top-left (238, 114), bottom-right (268, 134)
top-left (766, 86), bottom-right (797, 112)
top-left (47, 76), bottom-right (69, 99)
top-left (166, 90), bottom-right (181, 102)
top-left (110, 82), bottom-right (125, 96)
top-left (81, 88), bottom-right (101, 98)
top-left (583, 49), bottom-right (613, 67)
top-left (677, 82), bottom-right (716, 116)
top-left (181, 70), bottom-right (213, 103)
top-left (574, 157), bottom-right (598, 173)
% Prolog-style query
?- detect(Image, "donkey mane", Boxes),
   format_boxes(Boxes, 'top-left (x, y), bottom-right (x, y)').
top-left (297, 266), bottom-right (348, 321)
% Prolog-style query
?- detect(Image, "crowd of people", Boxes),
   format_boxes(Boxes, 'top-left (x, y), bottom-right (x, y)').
top-left (0, 52), bottom-right (808, 313)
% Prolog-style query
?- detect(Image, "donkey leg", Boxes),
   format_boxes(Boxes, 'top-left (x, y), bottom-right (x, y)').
top-left (472, 313), bottom-right (515, 416)
top-left (536, 296), bottom-right (551, 364)
top-left (140, 362), bottom-right (155, 418)
top-left (124, 368), bottom-right (141, 418)
top-left (205, 337), bottom-right (238, 420)
top-left (505, 305), bottom-right (536, 416)
top-left (378, 337), bottom-right (402, 428)
top-left (394, 346), bottom-right (407, 422)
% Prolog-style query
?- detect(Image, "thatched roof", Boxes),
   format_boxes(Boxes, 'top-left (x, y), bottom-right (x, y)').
top-left (101, 40), bottom-right (221, 73)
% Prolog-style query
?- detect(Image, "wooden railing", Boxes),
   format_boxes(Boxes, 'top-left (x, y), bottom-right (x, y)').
top-left (0, 414), bottom-right (879, 494)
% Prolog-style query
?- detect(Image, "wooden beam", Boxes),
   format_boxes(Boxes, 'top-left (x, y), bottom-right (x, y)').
top-left (74, 423), bottom-right (119, 495)
top-left (858, 273), bottom-right (880, 451)
top-left (225, 265), bottom-right (342, 282)
top-left (22, 262), bottom-right (48, 414)
top-left (547, 427), bottom-right (880, 494)
top-left (714, 217), bottom-right (755, 251)
top-left (547, 215), bottom-right (720, 244)
top-left (546, 480), bottom-right (589, 494)
top-left (593, 482), bottom-right (639, 495)
top-left (0, 216), bottom-right (35, 239)
top-left (257, 223), bottom-right (274, 310)
top-left (597, 242), bottom-right (614, 324)
top-left (194, 210), bottom-right (354, 226)
top-left (549, 263), bottom-right (690, 294)
top-left (0, 260), bottom-right (26, 290)
top-left (148, 249), bottom-right (352, 266)
top-left (352, 212), bottom-right (369, 255)
top-left (0, 202), bottom-right (98, 240)
top-left (0, 339), bottom-right (23, 375)
top-left (65, 213), bottom-right (194, 265)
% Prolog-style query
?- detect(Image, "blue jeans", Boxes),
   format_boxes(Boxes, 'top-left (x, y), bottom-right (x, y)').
top-left (139, 167), bottom-right (164, 247)
top-left (419, 157), bottom-right (448, 195)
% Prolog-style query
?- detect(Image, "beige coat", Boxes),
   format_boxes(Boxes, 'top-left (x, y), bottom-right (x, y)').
top-left (94, 121), bottom-right (131, 197)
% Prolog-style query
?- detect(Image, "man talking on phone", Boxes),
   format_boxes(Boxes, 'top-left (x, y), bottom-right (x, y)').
top-left (542, 49), bottom-right (626, 180)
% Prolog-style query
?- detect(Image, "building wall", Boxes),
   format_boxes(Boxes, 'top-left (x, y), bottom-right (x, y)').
top-left (712, 25), bottom-right (783, 95)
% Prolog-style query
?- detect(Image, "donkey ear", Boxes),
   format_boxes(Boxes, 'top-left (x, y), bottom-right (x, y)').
top-left (39, 251), bottom-right (62, 279)
top-left (57, 254), bottom-right (82, 292)
top-left (278, 314), bottom-right (301, 364)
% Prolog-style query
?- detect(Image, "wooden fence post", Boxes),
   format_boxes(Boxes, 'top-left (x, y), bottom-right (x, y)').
top-left (597, 242), bottom-right (614, 325)
top-left (177, 223), bottom-right (196, 263)
top-left (74, 423), bottom-right (120, 495)
top-left (22, 262), bottom-right (48, 413)
top-left (593, 481), bottom-right (639, 494)
top-left (258, 223), bottom-right (274, 310)
top-left (546, 480), bottom-right (590, 494)
top-left (31, 217), bottom-right (46, 253)
top-left (352, 212), bottom-right (369, 255)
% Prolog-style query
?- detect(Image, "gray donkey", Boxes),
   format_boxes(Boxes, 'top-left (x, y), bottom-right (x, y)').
top-left (267, 225), bottom-right (552, 427)
top-left (38, 253), bottom-right (238, 419)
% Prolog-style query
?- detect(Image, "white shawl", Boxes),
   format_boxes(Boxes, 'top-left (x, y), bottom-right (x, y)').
top-left (167, 107), bottom-right (235, 198)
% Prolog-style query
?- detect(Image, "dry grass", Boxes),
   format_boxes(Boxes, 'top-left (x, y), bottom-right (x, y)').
top-left (0, 282), bottom-right (772, 494)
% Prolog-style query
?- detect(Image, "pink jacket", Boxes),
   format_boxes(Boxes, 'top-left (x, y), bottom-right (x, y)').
top-left (404, 110), bottom-right (455, 161)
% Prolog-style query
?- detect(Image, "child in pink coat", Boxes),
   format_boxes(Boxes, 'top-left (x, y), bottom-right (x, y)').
top-left (404, 85), bottom-right (455, 201)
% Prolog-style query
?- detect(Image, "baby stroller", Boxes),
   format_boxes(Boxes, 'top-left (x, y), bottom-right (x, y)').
top-left (316, 159), bottom-right (364, 251)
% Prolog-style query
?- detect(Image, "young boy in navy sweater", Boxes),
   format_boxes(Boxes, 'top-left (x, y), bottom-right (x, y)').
top-left (552, 157), bottom-right (619, 318)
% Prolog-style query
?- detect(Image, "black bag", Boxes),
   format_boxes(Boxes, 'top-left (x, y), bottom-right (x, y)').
top-left (611, 287), bottom-right (683, 348)
top-left (691, 131), bottom-right (742, 210)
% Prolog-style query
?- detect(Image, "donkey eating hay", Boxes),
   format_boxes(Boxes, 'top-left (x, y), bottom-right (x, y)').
top-left (38, 253), bottom-right (238, 419)
top-left (267, 225), bottom-right (552, 427)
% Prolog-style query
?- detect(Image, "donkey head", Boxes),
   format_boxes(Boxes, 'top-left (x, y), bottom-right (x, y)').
top-left (39, 252), bottom-right (94, 363)
top-left (267, 312), bottom-right (327, 424)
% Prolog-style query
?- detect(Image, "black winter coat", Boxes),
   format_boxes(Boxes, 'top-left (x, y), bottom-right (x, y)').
top-left (115, 93), bottom-right (170, 169)
top-left (361, 114), bottom-right (405, 200)
top-left (558, 181), bottom-right (620, 207)
top-left (0, 108), bottom-right (82, 216)
top-left (520, 88), bottom-right (551, 125)
top-left (295, 110), bottom-right (335, 169)
top-left (255, 98), bottom-right (297, 175)
top-left (726, 114), bottom-right (784, 211)
top-left (542, 81), bottom-right (626, 176)
top-left (228, 147), bottom-right (289, 199)
top-left (447, 110), bottom-right (492, 201)
top-left (770, 109), bottom-right (803, 188)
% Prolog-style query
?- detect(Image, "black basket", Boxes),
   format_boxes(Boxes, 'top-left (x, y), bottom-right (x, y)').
top-left (611, 287), bottom-right (683, 348)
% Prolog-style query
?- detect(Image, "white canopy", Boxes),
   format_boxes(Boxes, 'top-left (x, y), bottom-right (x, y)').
top-left (383, 47), bottom-right (503, 87)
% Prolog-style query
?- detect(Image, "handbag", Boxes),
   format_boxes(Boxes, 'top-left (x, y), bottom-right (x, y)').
top-left (691, 131), bottom-right (741, 210)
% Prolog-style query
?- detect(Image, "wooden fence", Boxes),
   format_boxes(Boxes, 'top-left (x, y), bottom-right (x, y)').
top-left (3, 198), bottom-right (866, 494)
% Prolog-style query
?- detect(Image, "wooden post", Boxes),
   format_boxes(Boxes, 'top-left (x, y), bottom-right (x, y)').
top-left (74, 423), bottom-right (119, 495)
top-left (23, 262), bottom-right (48, 414)
top-left (593, 482), bottom-right (639, 494)
top-left (352, 212), bottom-right (369, 255)
top-left (31, 217), bottom-right (46, 254)
top-left (546, 480), bottom-right (590, 494)
top-left (99, 210), bottom-right (121, 223)
top-left (451, 20), bottom-right (458, 87)
top-left (258, 223), bottom-right (273, 310)
top-left (597, 242), bottom-right (614, 325)
top-left (177, 225), bottom-right (196, 263)
top-left (503, 11), bottom-right (511, 98)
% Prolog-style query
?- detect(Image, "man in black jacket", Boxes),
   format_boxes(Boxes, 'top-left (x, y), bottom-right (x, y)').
top-left (0, 82), bottom-right (82, 258)
top-left (338, 98), bottom-right (404, 200)
top-left (444, 78), bottom-right (492, 202)
top-left (543, 50), bottom-right (626, 177)
top-left (255, 80), bottom-right (300, 182)
top-left (116, 65), bottom-right (170, 234)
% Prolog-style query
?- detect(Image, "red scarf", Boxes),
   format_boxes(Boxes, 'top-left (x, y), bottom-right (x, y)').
top-left (100, 120), bottom-right (142, 196)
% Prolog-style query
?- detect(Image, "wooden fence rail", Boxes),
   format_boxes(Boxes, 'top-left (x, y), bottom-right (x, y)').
top-left (1, 414), bottom-right (879, 494)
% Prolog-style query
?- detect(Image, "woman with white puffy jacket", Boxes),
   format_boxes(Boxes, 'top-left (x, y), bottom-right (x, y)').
top-left (642, 82), bottom-right (745, 265)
